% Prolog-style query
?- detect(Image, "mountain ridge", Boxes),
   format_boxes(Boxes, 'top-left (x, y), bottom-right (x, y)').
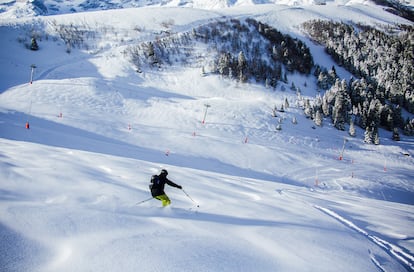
top-left (0, 0), bottom-right (412, 19)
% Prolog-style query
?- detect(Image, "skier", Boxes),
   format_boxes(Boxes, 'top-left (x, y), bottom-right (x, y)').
top-left (150, 169), bottom-right (182, 207)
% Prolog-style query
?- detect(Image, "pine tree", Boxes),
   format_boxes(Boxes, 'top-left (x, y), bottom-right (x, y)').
top-left (314, 110), bottom-right (323, 126)
top-left (146, 42), bottom-right (159, 66)
top-left (272, 106), bottom-right (277, 117)
top-left (322, 96), bottom-right (330, 116)
top-left (284, 98), bottom-right (290, 109)
top-left (367, 99), bottom-right (381, 131)
top-left (30, 38), bottom-right (39, 51)
top-left (283, 72), bottom-right (288, 83)
top-left (404, 118), bottom-right (414, 136)
top-left (364, 126), bottom-right (373, 144)
top-left (272, 44), bottom-right (280, 60)
top-left (373, 127), bottom-right (380, 145)
top-left (217, 52), bottom-right (231, 77)
top-left (265, 78), bottom-right (271, 89)
top-left (359, 100), bottom-right (369, 129)
top-left (317, 71), bottom-right (329, 90)
top-left (332, 79), bottom-right (349, 130)
top-left (393, 105), bottom-right (404, 129)
top-left (147, 42), bottom-right (155, 57)
top-left (304, 98), bottom-right (313, 118)
top-left (238, 51), bottom-right (247, 82)
top-left (290, 82), bottom-right (296, 91)
top-left (349, 117), bottom-right (356, 137)
top-left (278, 117), bottom-right (283, 124)
top-left (392, 127), bottom-right (400, 141)
top-left (328, 66), bottom-right (338, 86)
top-left (385, 109), bottom-right (394, 131)
top-left (314, 94), bottom-right (322, 113)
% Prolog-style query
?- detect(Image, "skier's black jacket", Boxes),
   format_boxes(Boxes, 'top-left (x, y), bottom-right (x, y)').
top-left (150, 174), bottom-right (181, 197)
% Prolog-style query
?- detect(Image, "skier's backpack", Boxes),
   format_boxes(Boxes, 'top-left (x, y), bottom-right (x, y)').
top-left (149, 175), bottom-right (160, 191)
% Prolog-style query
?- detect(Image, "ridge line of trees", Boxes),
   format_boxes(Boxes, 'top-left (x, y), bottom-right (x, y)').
top-left (302, 20), bottom-right (414, 141)
top-left (127, 18), bottom-right (314, 88)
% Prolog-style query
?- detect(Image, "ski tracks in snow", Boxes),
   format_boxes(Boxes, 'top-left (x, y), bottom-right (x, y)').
top-left (369, 249), bottom-right (388, 272)
top-left (280, 189), bottom-right (414, 272)
top-left (314, 205), bottom-right (414, 272)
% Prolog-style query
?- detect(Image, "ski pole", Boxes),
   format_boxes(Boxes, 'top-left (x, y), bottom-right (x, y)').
top-left (182, 189), bottom-right (199, 207)
top-left (136, 197), bottom-right (153, 205)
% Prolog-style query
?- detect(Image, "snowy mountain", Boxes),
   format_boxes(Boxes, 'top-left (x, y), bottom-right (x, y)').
top-left (0, 1), bottom-right (413, 272)
top-left (1, 0), bottom-right (413, 18)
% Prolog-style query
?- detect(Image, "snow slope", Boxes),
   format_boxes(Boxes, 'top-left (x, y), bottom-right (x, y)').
top-left (0, 3), bottom-right (413, 272)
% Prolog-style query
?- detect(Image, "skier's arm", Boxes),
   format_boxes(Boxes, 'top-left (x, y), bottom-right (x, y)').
top-left (166, 178), bottom-right (182, 189)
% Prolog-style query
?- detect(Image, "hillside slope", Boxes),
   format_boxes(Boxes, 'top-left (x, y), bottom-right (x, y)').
top-left (0, 4), bottom-right (413, 272)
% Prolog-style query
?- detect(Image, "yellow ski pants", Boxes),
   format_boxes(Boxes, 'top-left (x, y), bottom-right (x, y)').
top-left (155, 194), bottom-right (171, 207)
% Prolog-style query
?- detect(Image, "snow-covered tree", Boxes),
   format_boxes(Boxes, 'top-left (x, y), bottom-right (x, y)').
top-left (373, 127), bottom-right (380, 145)
top-left (290, 82), bottom-right (296, 91)
top-left (265, 78), bottom-right (271, 89)
top-left (328, 66), bottom-right (338, 86)
top-left (364, 126), bottom-right (373, 144)
top-left (349, 117), bottom-right (356, 137)
top-left (284, 98), bottom-right (290, 109)
top-left (392, 128), bottom-right (400, 141)
top-left (317, 71), bottom-right (329, 90)
top-left (322, 96), bottom-right (330, 116)
top-left (404, 118), bottom-right (414, 136)
top-left (30, 38), bottom-right (39, 51)
top-left (331, 79), bottom-right (350, 130)
top-left (314, 110), bottom-right (323, 127)
top-left (272, 106), bottom-right (277, 117)
top-left (201, 66), bottom-right (206, 77)
top-left (304, 98), bottom-right (313, 118)
top-left (238, 51), bottom-right (247, 82)
top-left (217, 52), bottom-right (231, 77)
top-left (145, 42), bottom-right (159, 66)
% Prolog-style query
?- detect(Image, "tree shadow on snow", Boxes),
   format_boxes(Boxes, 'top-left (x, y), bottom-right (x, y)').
top-left (126, 207), bottom-right (341, 234)
top-left (0, 110), bottom-right (286, 184)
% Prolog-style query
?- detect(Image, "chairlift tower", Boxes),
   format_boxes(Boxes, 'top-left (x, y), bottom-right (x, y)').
top-left (202, 104), bottom-right (211, 124)
top-left (30, 64), bottom-right (36, 84)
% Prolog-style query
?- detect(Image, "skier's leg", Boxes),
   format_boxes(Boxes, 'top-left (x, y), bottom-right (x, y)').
top-left (155, 194), bottom-right (171, 207)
